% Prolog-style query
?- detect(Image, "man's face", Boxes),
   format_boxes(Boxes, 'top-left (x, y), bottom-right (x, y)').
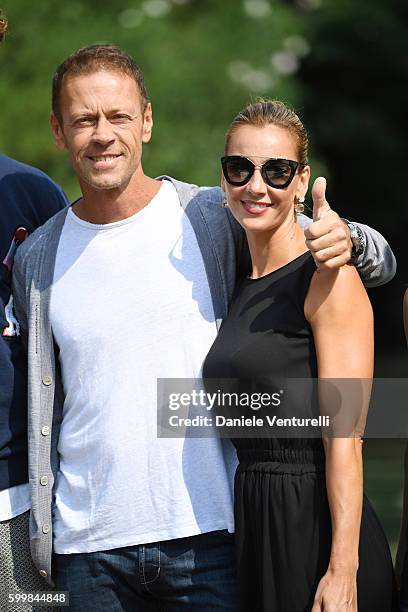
top-left (50, 69), bottom-right (153, 192)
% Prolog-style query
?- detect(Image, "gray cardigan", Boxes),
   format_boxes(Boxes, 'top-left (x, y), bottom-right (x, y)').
top-left (11, 176), bottom-right (396, 584)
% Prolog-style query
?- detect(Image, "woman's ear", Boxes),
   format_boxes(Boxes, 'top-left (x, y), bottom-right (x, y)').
top-left (298, 164), bottom-right (311, 199)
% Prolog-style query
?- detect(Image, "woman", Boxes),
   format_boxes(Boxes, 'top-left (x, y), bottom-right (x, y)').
top-left (203, 100), bottom-right (396, 611)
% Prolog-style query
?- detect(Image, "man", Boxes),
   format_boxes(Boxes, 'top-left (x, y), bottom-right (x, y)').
top-left (12, 45), bottom-right (396, 611)
top-left (0, 11), bottom-right (68, 611)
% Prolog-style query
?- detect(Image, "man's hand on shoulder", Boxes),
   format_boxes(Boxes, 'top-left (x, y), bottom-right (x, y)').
top-left (304, 177), bottom-right (352, 271)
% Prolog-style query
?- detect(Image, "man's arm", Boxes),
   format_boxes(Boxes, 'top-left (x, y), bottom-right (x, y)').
top-left (349, 222), bottom-right (396, 288)
top-left (300, 177), bottom-right (396, 288)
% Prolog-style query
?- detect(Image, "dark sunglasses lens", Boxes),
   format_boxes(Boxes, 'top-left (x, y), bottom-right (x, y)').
top-left (264, 160), bottom-right (293, 186)
top-left (224, 158), bottom-right (252, 184)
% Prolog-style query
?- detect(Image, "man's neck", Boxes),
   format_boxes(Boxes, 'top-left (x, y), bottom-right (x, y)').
top-left (73, 175), bottom-right (162, 224)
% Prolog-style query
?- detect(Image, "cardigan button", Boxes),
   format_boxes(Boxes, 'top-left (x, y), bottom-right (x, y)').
top-left (42, 375), bottom-right (52, 386)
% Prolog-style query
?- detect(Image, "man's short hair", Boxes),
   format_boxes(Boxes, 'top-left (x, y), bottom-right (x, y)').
top-left (0, 11), bottom-right (7, 42)
top-left (52, 44), bottom-right (150, 124)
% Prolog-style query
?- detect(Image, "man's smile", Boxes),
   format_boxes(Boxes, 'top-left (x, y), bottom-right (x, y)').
top-left (86, 154), bottom-right (123, 169)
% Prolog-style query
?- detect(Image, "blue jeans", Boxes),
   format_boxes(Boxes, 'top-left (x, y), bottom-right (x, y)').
top-left (53, 530), bottom-right (238, 611)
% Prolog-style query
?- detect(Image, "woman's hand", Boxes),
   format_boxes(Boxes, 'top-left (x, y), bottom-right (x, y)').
top-left (304, 177), bottom-right (353, 270)
top-left (311, 567), bottom-right (358, 611)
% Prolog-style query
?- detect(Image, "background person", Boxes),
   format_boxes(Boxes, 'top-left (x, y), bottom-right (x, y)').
top-left (0, 11), bottom-right (68, 612)
top-left (395, 289), bottom-right (408, 612)
top-left (203, 99), bottom-right (397, 611)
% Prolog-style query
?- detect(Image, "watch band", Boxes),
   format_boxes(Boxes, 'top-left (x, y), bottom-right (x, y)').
top-left (342, 218), bottom-right (366, 258)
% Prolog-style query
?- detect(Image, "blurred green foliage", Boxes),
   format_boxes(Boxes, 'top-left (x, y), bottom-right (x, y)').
top-left (0, 0), bottom-right (312, 199)
top-left (297, 0), bottom-right (408, 360)
top-left (364, 439), bottom-right (405, 558)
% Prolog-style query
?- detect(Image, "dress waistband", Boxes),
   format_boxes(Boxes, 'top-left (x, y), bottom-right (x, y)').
top-left (237, 447), bottom-right (325, 467)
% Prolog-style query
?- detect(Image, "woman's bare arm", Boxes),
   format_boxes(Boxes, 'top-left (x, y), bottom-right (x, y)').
top-left (305, 264), bottom-right (374, 611)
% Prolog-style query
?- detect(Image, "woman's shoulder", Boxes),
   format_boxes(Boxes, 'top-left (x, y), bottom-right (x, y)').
top-left (305, 264), bottom-right (370, 324)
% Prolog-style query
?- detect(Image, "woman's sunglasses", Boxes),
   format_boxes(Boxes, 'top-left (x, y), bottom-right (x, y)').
top-left (221, 155), bottom-right (306, 189)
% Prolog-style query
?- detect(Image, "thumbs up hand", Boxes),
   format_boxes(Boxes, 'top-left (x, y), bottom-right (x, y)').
top-left (304, 177), bottom-right (353, 270)
top-left (312, 177), bottom-right (331, 221)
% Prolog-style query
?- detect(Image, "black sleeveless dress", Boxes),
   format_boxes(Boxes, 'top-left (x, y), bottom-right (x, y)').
top-left (203, 252), bottom-right (397, 612)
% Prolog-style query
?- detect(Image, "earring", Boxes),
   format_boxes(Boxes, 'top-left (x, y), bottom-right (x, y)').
top-left (294, 196), bottom-right (305, 214)
top-left (221, 194), bottom-right (229, 208)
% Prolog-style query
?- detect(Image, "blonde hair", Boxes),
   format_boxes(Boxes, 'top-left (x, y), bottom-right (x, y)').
top-left (225, 99), bottom-right (308, 165)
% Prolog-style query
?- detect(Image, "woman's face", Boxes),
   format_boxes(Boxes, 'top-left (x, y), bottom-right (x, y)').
top-left (222, 123), bottom-right (310, 234)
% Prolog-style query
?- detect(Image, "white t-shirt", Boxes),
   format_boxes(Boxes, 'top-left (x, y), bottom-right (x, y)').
top-left (0, 483), bottom-right (30, 521)
top-left (50, 181), bottom-right (236, 554)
